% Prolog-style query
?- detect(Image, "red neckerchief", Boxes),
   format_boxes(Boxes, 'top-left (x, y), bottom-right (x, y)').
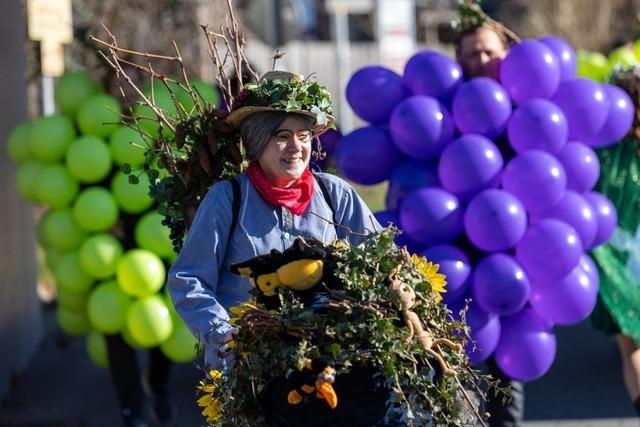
top-left (247, 161), bottom-right (314, 216)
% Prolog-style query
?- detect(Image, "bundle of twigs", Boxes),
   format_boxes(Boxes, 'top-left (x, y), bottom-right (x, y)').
top-left (89, 0), bottom-right (260, 251)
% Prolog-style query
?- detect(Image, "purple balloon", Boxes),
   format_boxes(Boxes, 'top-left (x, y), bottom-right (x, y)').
top-left (529, 262), bottom-right (599, 326)
top-left (335, 127), bottom-right (402, 185)
top-left (312, 128), bottom-right (341, 171)
top-left (346, 66), bottom-right (409, 124)
top-left (375, 210), bottom-right (424, 252)
top-left (452, 77), bottom-right (512, 139)
top-left (515, 219), bottom-right (583, 281)
top-left (374, 209), bottom-right (398, 228)
top-left (464, 189), bottom-right (527, 252)
top-left (500, 39), bottom-right (561, 103)
top-left (389, 96), bottom-right (455, 160)
top-left (556, 142), bottom-right (600, 193)
top-left (438, 134), bottom-right (504, 201)
top-left (530, 190), bottom-right (597, 249)
top-left (422, 244), bottom-right (471, 301)
top-left (502, 150), bottom-right (567, 214)
top-left (583, 192), bottom-right (618, 249)
top-left (395, 232), bottom-right (426, 255)
top-left (400, 188), bottom-right (464, 246)
top-left (495, 308), bottom-right (557, 381)
top-left (586, 84), bottom-right (634, 148)
top-left (318, 128), bottom-right (341, 156)
top-left (403, 50), bottom-right (463, 103)
top-left (579, 254), bottom-right (600, 285)
top-left (472, 253), bottom-right (530, 316)
top-left (551, 78), bottom-right (609, 140)
top-left (465, 302), bottom-right (501, 365)
top-left (507, 99), bottom-right (568, 153)
top-left (539, 36), bottom-right (577, 82)
top-left (386, 159), bottom-right (440, 210)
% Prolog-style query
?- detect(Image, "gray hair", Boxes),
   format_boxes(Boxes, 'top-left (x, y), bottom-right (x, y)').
top-left (240, 111), bottom-right (314, 161)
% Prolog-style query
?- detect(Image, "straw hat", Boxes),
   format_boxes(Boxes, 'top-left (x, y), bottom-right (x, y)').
top-left (226, 71), bottom-right (335, 134)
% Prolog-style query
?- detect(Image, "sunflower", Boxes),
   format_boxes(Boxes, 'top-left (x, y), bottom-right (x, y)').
top-left (411, 254), bottom-right (447, 302)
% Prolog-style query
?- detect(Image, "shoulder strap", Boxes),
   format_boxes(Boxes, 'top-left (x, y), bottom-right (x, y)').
top-left (313, 172), bottom-right (338, 230)
top-left (230, 177), bottom-right (241, 236)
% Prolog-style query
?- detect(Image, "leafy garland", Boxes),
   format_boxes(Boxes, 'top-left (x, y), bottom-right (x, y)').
top-left (238, 77), bottom-right (334, 127)
top-left (196, 228), bottom-right (499, 427)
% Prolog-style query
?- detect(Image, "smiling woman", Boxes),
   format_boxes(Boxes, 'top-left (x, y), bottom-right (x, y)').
top-left (241, 113), bottom-right (314, 188)
top-left (168, 71), bottom-right (387, 425)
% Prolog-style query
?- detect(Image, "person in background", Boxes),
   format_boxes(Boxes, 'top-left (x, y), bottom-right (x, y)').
top-left (455, 22), bottom-right (524, 427)
top-left (456, 22), bottom-right (509, 81)
top-left (590, 64), bottom-right (640, 417)
top-left (104, 67), bottom-right (176, 427)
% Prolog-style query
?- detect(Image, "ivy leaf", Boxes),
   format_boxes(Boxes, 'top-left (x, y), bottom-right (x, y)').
top-left (120, 163), bottom-right (132, 174)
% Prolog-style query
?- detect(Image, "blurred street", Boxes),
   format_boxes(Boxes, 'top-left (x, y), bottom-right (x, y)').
top-left (0, 302), bottom-right (638, 427)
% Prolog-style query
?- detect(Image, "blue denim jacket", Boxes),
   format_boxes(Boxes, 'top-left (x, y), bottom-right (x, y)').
top-left (168, 172), bottom-right (380, 368)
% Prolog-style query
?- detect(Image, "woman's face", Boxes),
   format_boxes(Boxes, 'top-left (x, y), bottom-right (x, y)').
top-left (258, 116), bottom-right (313, 187)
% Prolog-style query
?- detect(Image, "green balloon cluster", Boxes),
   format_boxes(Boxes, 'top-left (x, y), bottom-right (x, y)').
top-left (577, 43), bottom-right (640, 81)
top-left (6, 71), bottom-right (197, 367)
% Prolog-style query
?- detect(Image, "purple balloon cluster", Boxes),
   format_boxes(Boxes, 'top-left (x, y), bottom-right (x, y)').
top-left (338, 38), bottom-right (633, 382)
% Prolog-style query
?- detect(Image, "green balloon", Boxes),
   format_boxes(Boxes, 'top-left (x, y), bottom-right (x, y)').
top-left (133, 83), bottom-right (177, 138)
top-left (36, 164), bottom-right (79, 209)
top-left (36, 209), bottom-right (53, 246)
top-left (79, 234), bottom-right (124, 279)
top-left (121, 320), bottom-right (145, 349)
top-left (160, 320), bottom-right (196, 363)
top-left (111, 171), bottom-right (153, 214)
top-left (54, 252), bottom-right (94, 293)
top-left (576, 50), bottom-right (610, 82)
top-left (28, 115), bottom-right (76, 163)
top-left (126, 294), bottom-right (173, 348)
top-left (87, 280), bottom-right (131, 334)
top-left (15, 159), bottom-right (45, 202)
top-left (72, 187), bottom-right (119, 232)
top-left (77, 94), bottom-right (122, 138)
top-left (55, 72), bottom-right (102, 118)
top-left (86, 331), bottom-right (109, 368)
top-left (134, 211), bottom-right (173, 259)
top-left (142, 81), bottom-right (178, 113)
top-left (634, 40), bottom-right (640, 61)
top-left (116, 249), bottom-right (166, 297)
top-left (7, 121), bottom-right (32, 164)
top-left (57, 288), bottom-right (89, 311)
top-left (65, 136), bottom-right (112, 183)
top-left (56, 305), bottom-right (91, 336)
top-left (608, 46), bottom-right (638, 68)
top-left (109, 126), bottom-right (147, 167)
top-left (176, 79), bottom-right (219, 111)
top-left (41, 209), bottom-right (86, 252)
top-left (45, 245), bottom-right (65, 270)
top-left (163, 289), bottom-right (180, 321)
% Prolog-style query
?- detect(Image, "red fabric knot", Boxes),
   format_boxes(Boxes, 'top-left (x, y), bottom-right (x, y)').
top-left (247, 162), bottom-right (315, 216)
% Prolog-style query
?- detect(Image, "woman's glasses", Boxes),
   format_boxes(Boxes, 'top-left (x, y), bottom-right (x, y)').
top-left (272, 129), bottom-right (314, 145)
